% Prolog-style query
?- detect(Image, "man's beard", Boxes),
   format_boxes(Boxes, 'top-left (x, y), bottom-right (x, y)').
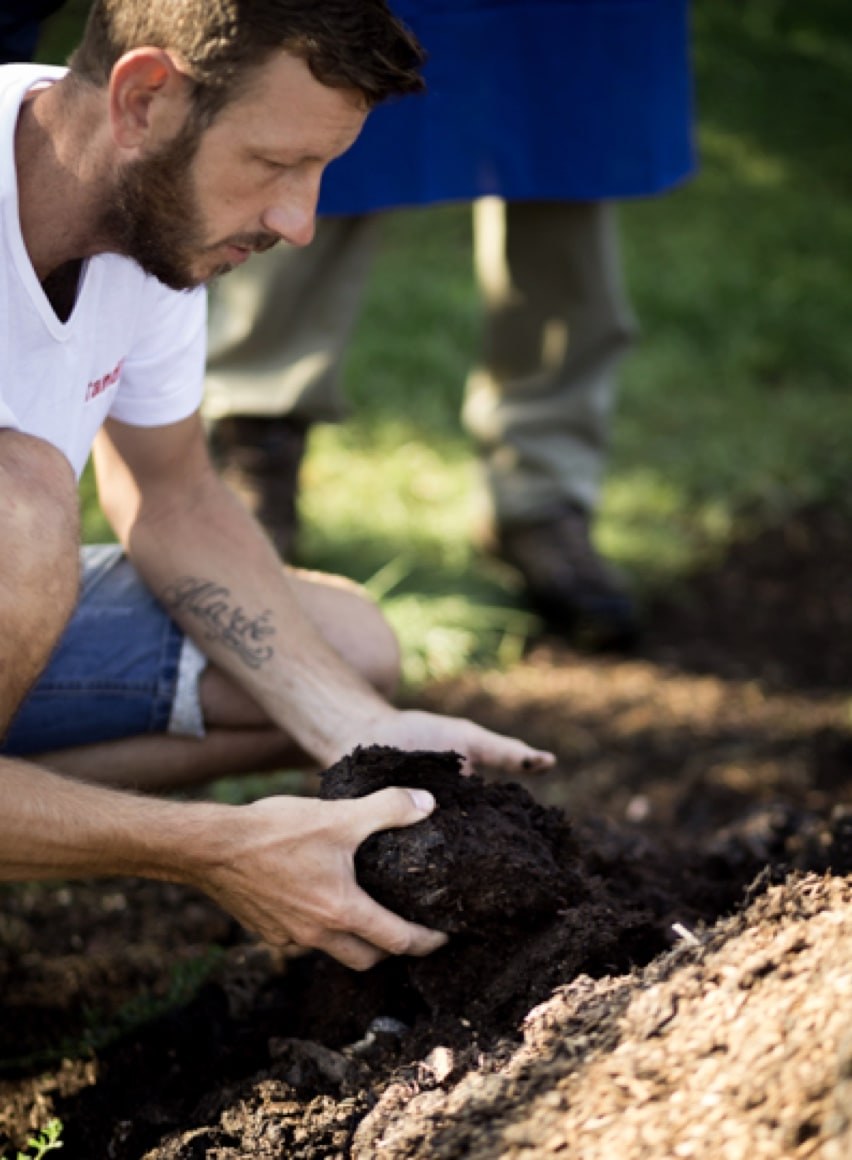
top-left (97, 122), bottom-right (279, 291)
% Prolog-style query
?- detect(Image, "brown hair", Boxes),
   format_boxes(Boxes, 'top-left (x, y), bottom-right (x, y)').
top-left (69, 0), bottom-right (425, 123)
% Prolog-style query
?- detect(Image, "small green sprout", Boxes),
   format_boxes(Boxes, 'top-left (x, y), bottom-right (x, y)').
top-left (8, 1119), bottom-right (63, 1160)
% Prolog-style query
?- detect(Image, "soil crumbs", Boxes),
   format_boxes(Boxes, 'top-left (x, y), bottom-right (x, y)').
top-left (2, 504), bottom-right (852, 1159)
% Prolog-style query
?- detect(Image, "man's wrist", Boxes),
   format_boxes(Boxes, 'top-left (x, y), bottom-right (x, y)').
top-left (323, 704), bottom-right (403, 766)
top-left (132, 797), bottom-right (237, 890)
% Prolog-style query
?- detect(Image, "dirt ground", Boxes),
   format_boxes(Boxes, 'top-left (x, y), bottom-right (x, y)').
top-left (1, 504), bottom-right (851, 1159)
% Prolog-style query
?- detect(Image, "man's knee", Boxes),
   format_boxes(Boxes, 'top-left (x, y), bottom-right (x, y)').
top-left (0, 431), bottom-right (80, 560)
top-left (291, 568), bottom-right (402, 699)
top-left (0, 432), bottom-right (80, 723)
top-left (349, 586), bottom-right (401, 699)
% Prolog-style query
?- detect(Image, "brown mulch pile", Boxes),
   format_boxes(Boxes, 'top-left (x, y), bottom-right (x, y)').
top-left (1, 503), bottom-right (851, 1159)
top-left (351, 874), bottom-right (852, 1160)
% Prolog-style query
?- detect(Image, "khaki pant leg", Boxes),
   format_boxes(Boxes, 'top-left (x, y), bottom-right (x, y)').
top-left (203, 215), bottom-right (381, 424)
top-left (462, 199), bottom-right (638, 525)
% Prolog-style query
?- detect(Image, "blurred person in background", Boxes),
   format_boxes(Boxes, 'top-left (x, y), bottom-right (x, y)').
top-left (205, 0), bottom-right (696, 651)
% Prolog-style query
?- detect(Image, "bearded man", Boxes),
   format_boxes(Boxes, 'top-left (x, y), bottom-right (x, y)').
top-left (0, 0), bottom-right (553, 970)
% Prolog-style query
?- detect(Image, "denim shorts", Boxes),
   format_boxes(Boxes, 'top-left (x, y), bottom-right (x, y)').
top-left (1, 545), bottom-right (207, 756)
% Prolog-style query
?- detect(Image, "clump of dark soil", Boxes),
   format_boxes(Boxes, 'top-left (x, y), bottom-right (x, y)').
top-left (321, 746), bottom-right (577, 934)
top-left (1, 504), bottom-right (852, 1159)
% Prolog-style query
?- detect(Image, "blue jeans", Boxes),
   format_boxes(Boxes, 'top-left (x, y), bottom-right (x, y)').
top-left (2, 546), bottom-right (206, 756)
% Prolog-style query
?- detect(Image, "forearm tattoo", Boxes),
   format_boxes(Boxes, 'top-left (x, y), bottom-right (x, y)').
top-left (163, 577), bottom-right (275, 670)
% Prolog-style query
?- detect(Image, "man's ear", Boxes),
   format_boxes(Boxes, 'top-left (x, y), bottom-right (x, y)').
top-left (108, 48), bottom-right (192, 154)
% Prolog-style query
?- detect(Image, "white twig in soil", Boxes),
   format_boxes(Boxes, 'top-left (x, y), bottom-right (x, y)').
top-left (671, 922), bottom-right (701, 946)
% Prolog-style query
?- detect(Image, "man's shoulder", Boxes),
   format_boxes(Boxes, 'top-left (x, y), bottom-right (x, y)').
top-left (0, 63), bottom-right (65, 144)
top-left (0, 62), bottom-right (66, 95)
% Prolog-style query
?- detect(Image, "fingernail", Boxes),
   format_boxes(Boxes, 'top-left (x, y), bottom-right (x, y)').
top-left (408, 788), bottom-right (435, 814)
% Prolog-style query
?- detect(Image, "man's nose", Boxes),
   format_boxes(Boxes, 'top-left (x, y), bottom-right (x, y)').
top-left (261, 181), bottom-right (320, 247)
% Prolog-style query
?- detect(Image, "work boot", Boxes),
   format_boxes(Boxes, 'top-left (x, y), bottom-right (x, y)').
top-left (208, 415), bottom-right (309, 560)
top-left (495, 504), bottom-right (640, 650)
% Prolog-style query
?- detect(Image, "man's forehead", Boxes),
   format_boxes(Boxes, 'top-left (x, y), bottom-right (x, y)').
top-left (200, 50), bottom-right (366, 161)
top-left (225, 49), bottom-right (367, 121)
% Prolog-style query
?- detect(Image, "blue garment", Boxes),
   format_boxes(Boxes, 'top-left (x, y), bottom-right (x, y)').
top-left (0, 20), bottom-right (40, 63)
top-left (319, 0), bottom-right (695, 214)
top-left (0, 1), bottom-right (67, 64)
top-left (1, 546), bottom-right (197, 754)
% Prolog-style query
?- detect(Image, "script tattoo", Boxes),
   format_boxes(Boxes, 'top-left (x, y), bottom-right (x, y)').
top-left (163, 577), bottom-right (275, 670)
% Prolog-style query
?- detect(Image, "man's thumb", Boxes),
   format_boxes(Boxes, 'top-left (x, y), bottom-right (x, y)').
top-left (352, 785), bottom-right (436, 843)
top-left (404, 787), bottom-right (436, 815)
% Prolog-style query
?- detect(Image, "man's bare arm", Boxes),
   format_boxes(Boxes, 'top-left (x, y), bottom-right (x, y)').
top-left (0, 754), bottom-right (446, 969)
top-left (92, 413), bottom-right (555, 774)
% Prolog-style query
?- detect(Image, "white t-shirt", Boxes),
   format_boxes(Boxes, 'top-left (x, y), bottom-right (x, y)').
top-left (0, 64), bottom-right (207, 479)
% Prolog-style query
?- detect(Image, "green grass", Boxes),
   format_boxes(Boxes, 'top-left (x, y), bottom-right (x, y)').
top-left (65, 0), bottom-right (852, 681)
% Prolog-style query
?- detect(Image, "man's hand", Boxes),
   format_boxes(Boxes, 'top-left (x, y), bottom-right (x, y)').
top-left (195, 786), bottom-right (448, 970)
top-left (341, 709), bottom-right (556, 776)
